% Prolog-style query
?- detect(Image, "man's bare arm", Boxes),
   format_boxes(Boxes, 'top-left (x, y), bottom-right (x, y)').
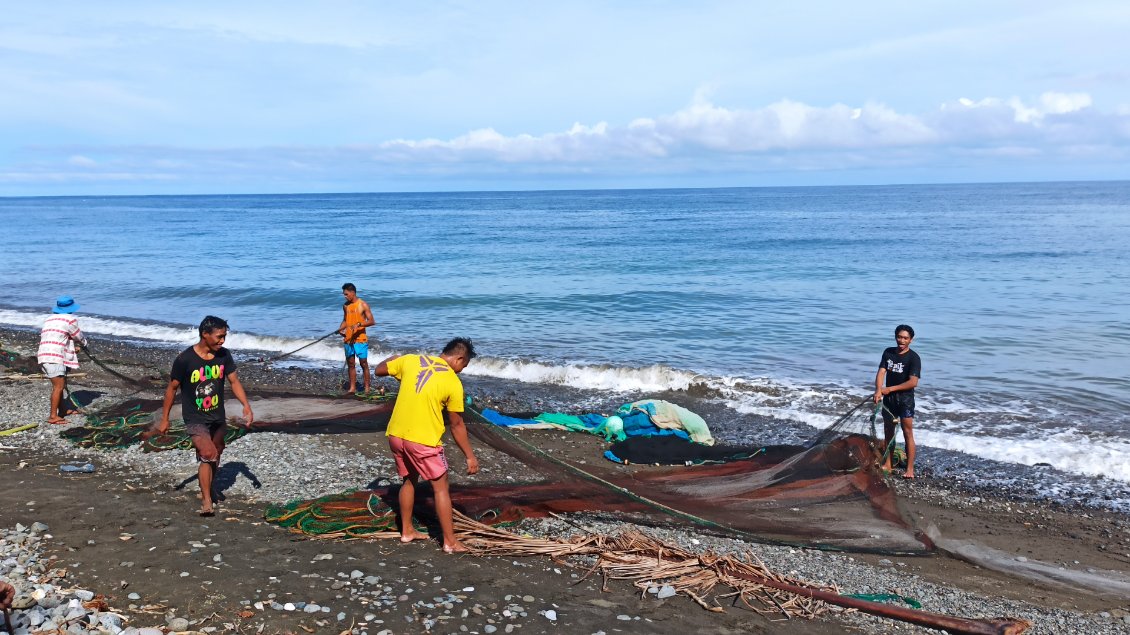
top-left (447, 411), bottom-right (479, 475)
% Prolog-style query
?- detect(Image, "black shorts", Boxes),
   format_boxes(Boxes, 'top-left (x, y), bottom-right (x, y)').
top-left (882, 392), bottom-right (915, 420)
top-left (185, 421), bottom-right (225, 440)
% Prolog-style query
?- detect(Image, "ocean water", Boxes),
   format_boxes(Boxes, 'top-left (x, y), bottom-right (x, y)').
top-left (2, 182), bottom-right (1129, 486)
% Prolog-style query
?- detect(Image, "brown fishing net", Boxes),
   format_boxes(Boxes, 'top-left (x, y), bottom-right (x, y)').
top-left (60, 392), bottom-right (396, 451)
top-left (460, 404), bottom-right (932, 554)
top-left (257, 396), bottom-right (931, 555)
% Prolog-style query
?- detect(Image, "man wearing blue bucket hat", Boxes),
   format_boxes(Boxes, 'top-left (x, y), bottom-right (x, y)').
top-left (36, 295), bottom-right (88, 424)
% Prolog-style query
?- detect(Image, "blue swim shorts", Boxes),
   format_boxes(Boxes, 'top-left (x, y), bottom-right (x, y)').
top-left (882, 392), bottom-right (915, 420)
top-left (343, 342), bottom-right (369, 359)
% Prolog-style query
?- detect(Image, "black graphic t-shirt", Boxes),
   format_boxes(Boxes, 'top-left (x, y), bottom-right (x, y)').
top-left (170, 346), bottom-right (237, 426)
top-left (879, 347), bottom-right (921, 393)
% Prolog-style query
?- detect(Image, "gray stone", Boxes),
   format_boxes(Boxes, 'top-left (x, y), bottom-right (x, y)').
top-left (544, 609), bottom-right (557, 620)
top-left (484, 626), bottom-right (497, 634)
top-left (350, 570), bottom-right (364, 579)
top-left (74, 590), bottom-right (95, 602)
top-left (11, 592), bottom-right (36, 609)
top-left (99, 613), bottom-right (123, 631)
top-left (656, 585), bottom-right (677, 599)
top-left (39, 596), bottom-right (61, 609)
top-left (167, 617), bottom-right (190, 630)
top-left (127, 593), bottom-right (141, 600)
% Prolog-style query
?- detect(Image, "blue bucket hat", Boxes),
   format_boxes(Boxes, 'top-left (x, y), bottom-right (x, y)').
top-left (53, 295), bottom-right (80, 314)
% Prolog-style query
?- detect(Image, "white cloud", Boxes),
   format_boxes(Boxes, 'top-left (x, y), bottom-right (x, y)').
top-left (370, 92), bottom-right (1120, 163)
top-left (953, 91), bottom-right (1092, 124)
top-left (66, 155), bottom-right (97, 167)
top-left (3, 92), bottom-right (1128, 192)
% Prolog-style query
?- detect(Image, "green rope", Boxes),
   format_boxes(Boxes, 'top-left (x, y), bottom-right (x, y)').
top-left (61, 404), bottom-right (248, 452)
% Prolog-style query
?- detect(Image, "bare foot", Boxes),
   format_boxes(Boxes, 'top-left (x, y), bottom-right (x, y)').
top-left (199, 503), bottom-right (215, 517)
top-left (903, 471), bottom-right (916, 479)
top-left (442, 541), bottom-right (470, 554)
top-left (47, 417), bottom-right (67, 425)
top-left (400, 530), bottom-right (428, 543)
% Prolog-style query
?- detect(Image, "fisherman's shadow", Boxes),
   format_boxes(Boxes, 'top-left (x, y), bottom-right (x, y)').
top-left (69, 390), bottom-right (104, 408)
top-left (173, 461), bottom-right (263, 501)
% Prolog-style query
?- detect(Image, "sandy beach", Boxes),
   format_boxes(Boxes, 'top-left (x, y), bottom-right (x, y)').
top-left (2, 327), bottom-right (1130, 635)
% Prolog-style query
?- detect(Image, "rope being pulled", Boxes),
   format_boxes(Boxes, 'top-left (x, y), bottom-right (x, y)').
top-left (80, 347), bottom-right (154, 388)
top-left (241, 330), bottom-right (341, 367)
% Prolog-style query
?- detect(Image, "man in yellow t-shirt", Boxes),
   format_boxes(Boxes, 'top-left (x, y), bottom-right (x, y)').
top-left (375, 337), bottom-right (479, 553)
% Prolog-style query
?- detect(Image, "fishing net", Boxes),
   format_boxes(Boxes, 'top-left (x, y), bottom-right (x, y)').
top-left (458, 401), bottom-right (932, 555)
top-left (0, 347), bottom-right (43, 375)
top-left (60, 398), bottom-right (251, 451)
top-left (265, 491), bottom-right (406, 538)
top-left (59, 391), bottom-right (397, 451)
top-left (263, 397), bottom-right (931, 555)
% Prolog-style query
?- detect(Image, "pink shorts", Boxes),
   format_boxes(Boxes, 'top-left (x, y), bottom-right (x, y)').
top-left (388, 435), bottom-right (448, 481)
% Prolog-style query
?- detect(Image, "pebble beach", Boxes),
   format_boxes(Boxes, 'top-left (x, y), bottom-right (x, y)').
top-left (2, 327), bottom-right (1130, 634)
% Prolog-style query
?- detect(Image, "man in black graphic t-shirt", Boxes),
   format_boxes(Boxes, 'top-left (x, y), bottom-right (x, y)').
top-left (874, 324), bottom-right (922, 479)
top-left (154, 315), bottom-right (254, 516)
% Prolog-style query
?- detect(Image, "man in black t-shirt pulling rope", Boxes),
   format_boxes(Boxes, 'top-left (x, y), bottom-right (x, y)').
top-left (874, 324), bottom-right (922, 479)
top-left (151, 316), bottom-right (255, 516)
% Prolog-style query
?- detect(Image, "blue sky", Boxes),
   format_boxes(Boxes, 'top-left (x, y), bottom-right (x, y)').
top-left (2, 1), bottom-right (1128, 195)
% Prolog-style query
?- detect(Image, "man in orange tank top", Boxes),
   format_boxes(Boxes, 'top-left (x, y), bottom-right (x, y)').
top-left (338, 282), bottom-right (376, 393)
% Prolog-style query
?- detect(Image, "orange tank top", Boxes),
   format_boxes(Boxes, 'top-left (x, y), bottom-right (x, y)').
top-left (343, 299), bottom-right (369, 343)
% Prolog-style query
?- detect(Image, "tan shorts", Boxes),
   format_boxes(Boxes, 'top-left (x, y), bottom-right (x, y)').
top-left (388, 435), bottom-right (448, 481)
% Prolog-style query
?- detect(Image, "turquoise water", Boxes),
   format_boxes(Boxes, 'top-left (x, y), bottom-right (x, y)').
top-left (2, 182), bottom-right (1129, 481)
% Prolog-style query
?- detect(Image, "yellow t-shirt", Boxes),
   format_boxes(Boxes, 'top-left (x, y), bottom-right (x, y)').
top-left (385, 354), bottom-right (465, 447)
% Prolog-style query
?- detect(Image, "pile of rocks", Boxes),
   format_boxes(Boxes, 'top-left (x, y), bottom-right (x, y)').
top-left (1, 522), bottom-right (136, 635)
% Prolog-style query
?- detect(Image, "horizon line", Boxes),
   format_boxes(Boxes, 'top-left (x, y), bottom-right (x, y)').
top-left (1, 177), bottom-right (1126, 201)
